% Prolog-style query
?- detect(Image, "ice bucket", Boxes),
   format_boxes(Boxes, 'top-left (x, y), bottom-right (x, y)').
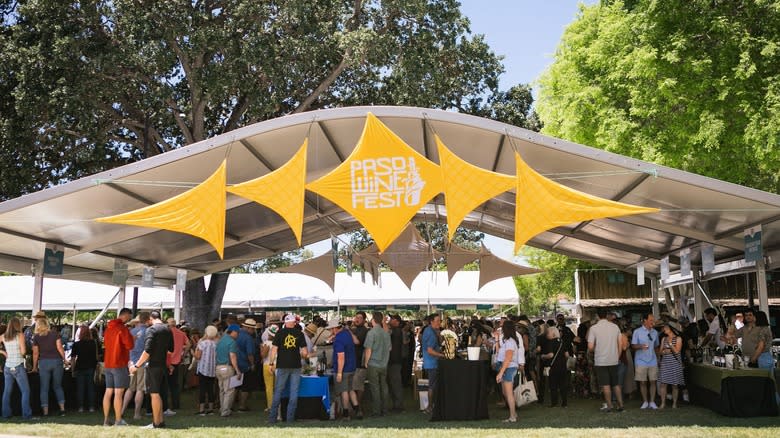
top-left (467, 347), bottom-right (481, 361)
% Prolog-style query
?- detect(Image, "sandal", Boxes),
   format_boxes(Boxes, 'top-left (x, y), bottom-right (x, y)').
top-left (502, 417), bottom-right (517, 423)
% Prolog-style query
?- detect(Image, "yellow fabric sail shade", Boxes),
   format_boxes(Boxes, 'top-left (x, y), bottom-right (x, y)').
top-left (96, 160), bottom-right (227, 259)
top-left (513, 153), bottom-right (659, 254)
top-left (307, 113), bottom-right (443, 252)
top-left (437, 135), bottom-right (515, 241)
top-left (227, 140), bottom-right (308, 246)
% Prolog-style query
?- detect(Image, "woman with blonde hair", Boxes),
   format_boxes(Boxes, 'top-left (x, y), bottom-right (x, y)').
top-left (194, 325), bottom-right (219, 415)
top-left (1, 317), bottom-right (33, 419)
top-left (32, 318), bottom-right (68, 416)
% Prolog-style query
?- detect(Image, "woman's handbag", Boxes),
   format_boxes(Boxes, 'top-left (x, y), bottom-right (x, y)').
top-left (514, 370), bottom-right (538, 407)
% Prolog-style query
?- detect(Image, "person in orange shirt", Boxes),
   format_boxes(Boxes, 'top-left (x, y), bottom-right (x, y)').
top-left (102, 308), bottom-right (134, 426)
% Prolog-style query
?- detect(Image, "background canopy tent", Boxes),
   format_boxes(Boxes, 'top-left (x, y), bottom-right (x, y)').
top-left (0, 106), bottom-right (778, 312)
top-left (0, 271), bottom-right (517, 312)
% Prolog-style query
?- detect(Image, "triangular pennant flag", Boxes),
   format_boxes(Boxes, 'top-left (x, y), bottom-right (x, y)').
top-left (306, 113), bottom-right (443, 252)
top-left (370, 223), bottom-right (442, 290)
top-left (437, 135), bottom-right (515, 241)
top-left (277, 250), bottom-right (336, 291)
top-left (513, 153), bottom-right (659, 253)
top-left (478, 244), bottom-right (541, 290)
top-left (227, 140), bottom-right (307, 246)
top-left (445, 242), bottom-right (480, 283)
top-left (96, 161), bottom-right (227, 258)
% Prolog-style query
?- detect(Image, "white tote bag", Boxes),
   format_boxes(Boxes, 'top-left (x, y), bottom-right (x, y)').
top-left (514, 370), bottom-right (538, 407)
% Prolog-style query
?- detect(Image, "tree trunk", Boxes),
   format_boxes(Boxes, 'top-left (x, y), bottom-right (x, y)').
top-left (181, 272), bottom-right (229, 331)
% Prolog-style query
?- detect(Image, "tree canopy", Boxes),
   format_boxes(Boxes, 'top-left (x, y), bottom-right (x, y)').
top-left (537, 0), bottom-right (780, 194)
top-left (0, 0), bottom-right (507, 200)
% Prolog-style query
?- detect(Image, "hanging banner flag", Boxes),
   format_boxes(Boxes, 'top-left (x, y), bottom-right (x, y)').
top-left (43, 244), bottom-right (64, 275)
top-left (744, 225), bottom-right (762, 263)
top-left (96, 161), bottom-right (227, 258)
top-left (142, 266), bottom-right (155, 288)
top-left (680, 248), bottom-right (691, 277)
top-left (637, 263), bottom-right (645, 286)
top-left (306, 113), bottom-right (443, 252)
top-left (112, 259), bottom-right (129, 285)
top-left (176, 269), bottom-right (188, 292)
top-left (513, 153), bottom-right (659, 253)
top-left (436, 136), bottom-right (514, 241)
top-left (701, 243), bottom-right (715, 274)
top-left (660, 256), bottom-right (669, 282)
top-left (227, 140), bottom-right (307, 246)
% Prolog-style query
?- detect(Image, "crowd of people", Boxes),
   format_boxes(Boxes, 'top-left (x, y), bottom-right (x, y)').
top-left (0, 305), bottom-right (775, 426)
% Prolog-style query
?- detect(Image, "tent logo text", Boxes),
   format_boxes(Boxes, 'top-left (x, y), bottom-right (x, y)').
top-left (350, 157), bottom-right (426, 209)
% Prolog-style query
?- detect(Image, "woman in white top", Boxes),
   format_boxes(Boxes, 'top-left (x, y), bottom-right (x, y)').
top-left (194, 325), bottom-right (219, 415)
top-left (495, 319), bottom-right (522, 423)
top-left (1, 317), bottom-right (33, 419)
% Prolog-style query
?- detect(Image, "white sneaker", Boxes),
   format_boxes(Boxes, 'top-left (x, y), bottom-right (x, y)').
top-left (682, 392), bottom-right (690, 402)
top-left (649, 402), bottom-right (658, 410)
top-left (640, 401), bottom-right (649, 409)
top-left (163, 409), bottom-right (176, 416)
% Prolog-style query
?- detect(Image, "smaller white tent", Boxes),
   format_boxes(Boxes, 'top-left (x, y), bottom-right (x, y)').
top-left (0, 271), bottom-right (519, 311)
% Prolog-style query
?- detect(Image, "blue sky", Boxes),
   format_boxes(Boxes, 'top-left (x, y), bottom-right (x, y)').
top-left (306, 1), bottom-right (592, 261)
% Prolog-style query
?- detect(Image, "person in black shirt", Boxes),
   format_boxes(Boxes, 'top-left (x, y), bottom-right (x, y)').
top-left (130, 311), bottom-right (173, 429)
top-left (387, 315), bottom-right (404, 412)
top-left (267, 314), bottom-right (308, 424)
top-left (71, 324), bottom-right (98, 413)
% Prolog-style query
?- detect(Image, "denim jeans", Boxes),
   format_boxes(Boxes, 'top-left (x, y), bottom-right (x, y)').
top-left (75, 368), bottom-right (96, 410)
top-left (3, 365), bottom-right (33, 419)
top-left (757, 352), bottom-right (774, 370)
top-left (268, 368), bottom-right (301, 422)
top-left (38, 358), bottom-right (65, 408)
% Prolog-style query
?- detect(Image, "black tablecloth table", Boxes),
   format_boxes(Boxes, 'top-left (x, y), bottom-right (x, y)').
top-left (0, 369), bottom-right (100, 416)
top-left (431, 359), bottom-right (489, 421)
top-left (688, 363), bottom-right (778, 417)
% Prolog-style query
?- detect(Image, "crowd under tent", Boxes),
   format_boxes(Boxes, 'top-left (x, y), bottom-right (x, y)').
top-left (0, 271), bottom-right (517, 315)
top-left (0, 106), bottom-right (778, 321)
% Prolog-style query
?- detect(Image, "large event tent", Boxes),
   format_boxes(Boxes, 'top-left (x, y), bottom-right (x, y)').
top-left (0, 106), bottom-right (778, 315)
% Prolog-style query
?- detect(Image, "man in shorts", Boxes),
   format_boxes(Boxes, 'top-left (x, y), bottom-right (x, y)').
top-left (122, 311), bottom-right (150, 420)
top-left (587, 309), bottom-right (624, 412)
top-left (331, 318), bottom-right (359, 419)
top-left (130, 310), bottom-right (173, 429)
top-left (102, 307), bottom-right (134, 426)
top-left (631, 313), bottom-right (660, 409)
top-left (348, 311), bottom-right (368, 419)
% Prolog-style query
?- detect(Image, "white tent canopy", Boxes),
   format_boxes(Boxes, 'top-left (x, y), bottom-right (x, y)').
top-left (0, 271), bottom-right (517, 311)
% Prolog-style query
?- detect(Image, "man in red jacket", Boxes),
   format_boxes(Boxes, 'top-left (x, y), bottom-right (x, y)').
top-left (102, 307), bottom-right (134, 426)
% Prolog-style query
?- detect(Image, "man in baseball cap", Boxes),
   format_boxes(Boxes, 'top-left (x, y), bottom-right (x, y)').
top-left (267, 314), bottom-right (308, 424)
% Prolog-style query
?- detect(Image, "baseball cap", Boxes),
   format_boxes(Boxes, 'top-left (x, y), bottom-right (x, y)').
top-left (284, 314), bottom-right (297, 323)
top-left (268, 325), bottom-right (278, 336)
top-left (326, 318), bottom-right (342, 329)
top-left (226, 324), bottom-right (241, 333)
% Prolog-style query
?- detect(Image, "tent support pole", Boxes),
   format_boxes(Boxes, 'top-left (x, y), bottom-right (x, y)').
top-left (174, 287), bottom-right (181, 323)
top-left (32, 260), bottom-right (45, 320)
top-left (90, 288), bottom-right (122, 329)
top-left (651, 276), bottom-right (660, 317)
top-left (757, 259), bottom-right (769, 315)
top-left (132, 287), bottom-right (139, 315)
top-left (117, 285), bottom-right (126, 312)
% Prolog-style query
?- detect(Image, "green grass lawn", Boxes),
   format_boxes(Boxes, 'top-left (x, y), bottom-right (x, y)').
top-left (1, 385), bottom-right (777, 437)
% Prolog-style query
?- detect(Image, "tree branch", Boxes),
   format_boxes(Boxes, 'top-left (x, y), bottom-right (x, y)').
top-left (291, 0), bottom-right (363, 114)
top-left (223, 94), bottom-right (249, 133)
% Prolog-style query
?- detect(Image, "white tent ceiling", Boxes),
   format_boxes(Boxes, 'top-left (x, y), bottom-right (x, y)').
top-left (0, 106), bottom-right (778, 288)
